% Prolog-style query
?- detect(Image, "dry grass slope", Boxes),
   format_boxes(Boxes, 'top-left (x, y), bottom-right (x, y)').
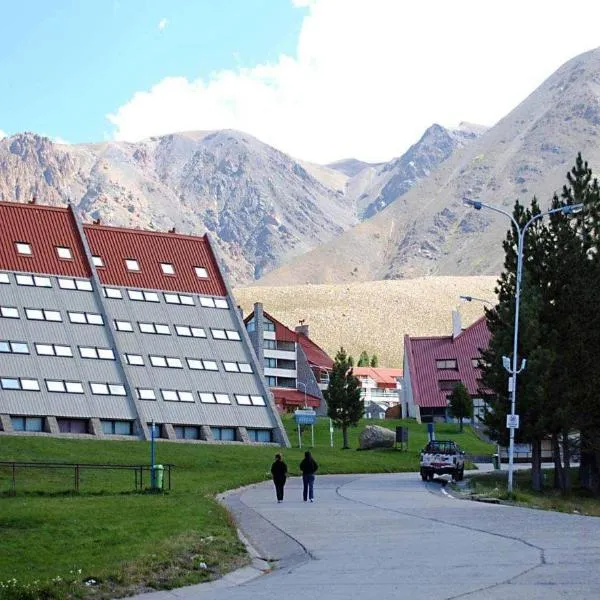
top-left (234, 275), bottom-right (498, 367)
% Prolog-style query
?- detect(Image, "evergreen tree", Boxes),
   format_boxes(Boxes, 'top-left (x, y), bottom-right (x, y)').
top-left (325, 347), bottom-right (364, 449)
top-left (448, 383), bottom-right (473, 432)
top-left (357, 351), bottom-right (370, 367)
top-left (370, 355), bottom-right (379, 367)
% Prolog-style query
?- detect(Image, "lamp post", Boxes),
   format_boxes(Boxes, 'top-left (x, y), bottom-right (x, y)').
top-left (459, 295), bottom-right (493, 306)
top-left (464, 199), bottom-right (583, 493)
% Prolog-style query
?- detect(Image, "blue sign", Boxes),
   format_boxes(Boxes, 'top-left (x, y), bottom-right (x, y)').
top-left (294, 409), bottom-right (316, 425)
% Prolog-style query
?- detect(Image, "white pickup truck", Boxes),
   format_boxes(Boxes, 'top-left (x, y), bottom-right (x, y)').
top-left (420, 440), bottom-right (465, 481)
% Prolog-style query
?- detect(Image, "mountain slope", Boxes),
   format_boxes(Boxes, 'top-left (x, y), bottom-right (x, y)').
top-left (0, 129), bottom-right (358, 283)
top-left (257, 47), bottom-right (600, 286)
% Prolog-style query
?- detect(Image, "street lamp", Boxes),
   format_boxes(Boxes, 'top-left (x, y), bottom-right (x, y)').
top-left (464, 198), bottom-right (583, 493)
top-left (459, 295), bottom-right (493, 306)
top-left (297, 381), bottom-right (308, 408)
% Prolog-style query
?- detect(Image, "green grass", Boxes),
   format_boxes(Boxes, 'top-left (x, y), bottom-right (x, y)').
top-left (0, 417), bottom-right (491, 598)
top-left (463, 468), bottom-right (600, 516)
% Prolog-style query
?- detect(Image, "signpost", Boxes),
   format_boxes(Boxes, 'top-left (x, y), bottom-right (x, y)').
top-left (294, 408), bottom-right (316, 448)
top-left (506, 414), bottom-right (520, 429)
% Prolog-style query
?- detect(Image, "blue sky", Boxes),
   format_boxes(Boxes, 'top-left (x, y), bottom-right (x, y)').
top-left (2, 1), bottom-right (600, 163)
top-left (0, 0), bottom-right (306, 143)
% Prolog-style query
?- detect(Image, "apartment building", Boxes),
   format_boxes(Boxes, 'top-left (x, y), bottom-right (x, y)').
top-left (0, 201), bottom-right (289, 445)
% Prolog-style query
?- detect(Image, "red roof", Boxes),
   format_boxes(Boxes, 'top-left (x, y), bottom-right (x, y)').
top-left (271, 388), bottom-right (320, 407)
top-left (261, 311), bottom-right (297, 343)
top-left (297, 333), bottom-right (333, 370)
top-left (352, 367), bottom-right (402, 388)
top-left (404, 316), bottom-right (491, 408)
top-left (0, 201), bottom-right (227, 296)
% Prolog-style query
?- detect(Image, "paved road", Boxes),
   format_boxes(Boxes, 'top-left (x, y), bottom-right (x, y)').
top-left (134, 472), bottom-right (600, 600)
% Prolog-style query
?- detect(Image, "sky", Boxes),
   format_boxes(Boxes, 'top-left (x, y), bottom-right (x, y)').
top-left (1, 0), bottom-right (600, 163)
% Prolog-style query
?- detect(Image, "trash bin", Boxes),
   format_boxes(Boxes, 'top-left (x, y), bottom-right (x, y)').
top-left (492, 454), bottom-right (500, 470)
top-left (151, 464), bottom-right (164, 490)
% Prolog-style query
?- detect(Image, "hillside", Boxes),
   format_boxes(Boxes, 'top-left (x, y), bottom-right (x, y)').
top-left (258, 47), bottom-right (600, 286)
top-left (234, 275), bottom-right (498, 368)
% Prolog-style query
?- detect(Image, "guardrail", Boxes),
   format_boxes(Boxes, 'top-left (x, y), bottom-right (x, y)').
top-left (0, 461), bottom-right (173, 496)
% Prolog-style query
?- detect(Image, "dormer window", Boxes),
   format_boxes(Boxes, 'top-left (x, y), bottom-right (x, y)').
top-left (125, 259), bottom-right (140, 272)
top-left (194, 266), bottom-right (208, 278)
top-left (56, 246), bottom-right (73, 260)
top-left (15, 242), bottom-right (32, 256)
top-left (436, 359), bottom-right (457, 370)
top-left (161, 263), bottom-right (175, 275)
top-left (92, 255), bottom-right (104, 267)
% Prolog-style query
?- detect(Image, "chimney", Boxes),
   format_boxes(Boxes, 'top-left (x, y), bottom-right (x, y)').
top-left (295, 319), bottom-right (309, 337)
top-left (452, 310), bottom-right (462, 339)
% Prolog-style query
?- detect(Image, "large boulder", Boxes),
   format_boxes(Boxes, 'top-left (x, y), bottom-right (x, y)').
top-left (359, 425), bottom-right (395, 449)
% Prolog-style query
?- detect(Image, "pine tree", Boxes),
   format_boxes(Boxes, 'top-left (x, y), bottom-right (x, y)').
top-left (357, 351), bottom-right (370, 367)
top-left (448, 383), bottom-right (473, 432)
top-left (370, 354), bottom-right (379, 367)
top-left (325, 347), bottom-right (364, 449)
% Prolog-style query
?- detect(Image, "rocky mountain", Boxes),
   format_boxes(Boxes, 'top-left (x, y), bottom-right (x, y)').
top-left (257, 47), bottom-right (600, 286)
top-left (326, 158), bottom-right (378, 178)
top-left (0, 130), bottom-right (358, 283)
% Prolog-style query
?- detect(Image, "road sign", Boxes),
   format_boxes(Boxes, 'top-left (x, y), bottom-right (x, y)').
top-left (508, 376), bottom-right (514, 392)
top-left (294, 409), bottom-right (316, 425)
top-left (506, 414), bottom-right (520, 429)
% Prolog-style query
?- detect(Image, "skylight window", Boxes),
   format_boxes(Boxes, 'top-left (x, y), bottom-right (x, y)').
top-left (125, 259), bottom-right (140, 272)
top-left (15, 242), bottom-right (32, 255)
top-left (194, 266), bottom-right (208, 278)
top-left (92, 255), bottom-right (104, 267)
top-left (161, 263), bottom-right (175, 275)
top-left (56, 246), bottom-right (73, 260)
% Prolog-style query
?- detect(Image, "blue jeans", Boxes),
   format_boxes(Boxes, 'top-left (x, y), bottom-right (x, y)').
top-left (302, 474), bottom-right (315, 501)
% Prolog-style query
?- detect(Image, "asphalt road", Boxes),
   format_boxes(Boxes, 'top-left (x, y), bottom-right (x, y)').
top-left (134, 472), bottom-right (600, 600)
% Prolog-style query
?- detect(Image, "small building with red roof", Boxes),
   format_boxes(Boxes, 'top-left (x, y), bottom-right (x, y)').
top-left (403, 311), bottom-right (491, 423)
top-left (351, 367), bottom-right (403, 417)
top-left (244, 303), bottom-right (334, 414)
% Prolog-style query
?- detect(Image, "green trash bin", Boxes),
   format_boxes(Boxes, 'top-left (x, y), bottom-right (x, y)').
top-left (151, 464), bottom-right (164, 490)
top-left (492, 454), bottom-right (500, 470)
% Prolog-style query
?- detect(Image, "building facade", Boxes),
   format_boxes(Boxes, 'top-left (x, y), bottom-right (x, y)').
top-left (402, 311), bottom-right (491, 423)
top-left (0, 201), bottom-right (289, 446)
top-left (245, 303), bottom-right (333, 414)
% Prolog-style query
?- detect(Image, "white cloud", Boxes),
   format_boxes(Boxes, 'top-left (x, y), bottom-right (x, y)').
top-left (53, 136), bottom-right (70, 145)
top-left (0, 130), bottom-right (6, 140)
top-left (108, 0), bottom-right (600, 163)
top-left (158, 18), bottom-right (168, 31)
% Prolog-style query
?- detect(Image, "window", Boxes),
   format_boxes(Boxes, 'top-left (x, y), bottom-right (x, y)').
top-left (164, 292), bottom-right (194, 306)
top-left (0, 341), bottom-right (29, 354)
top-left (211, 329), bottom-right (227, 340)
top-left (211, 427), bottom-right (235, 441)
top-left (104, 287), bottom-right (123, 299)
top-left (12, 416), bottom-right (43, 432)
top-left (264, 340), bottom-right (276, 350)
top-left (214, 298), bottom-right (229, 309)
top-left (248, 429), bottom-right (271, 442)
top-left (57, 419), bottom-right (88, 434)
top-left (223, 361), bottom-right (239, 373)
top-left (235, 394), bottom-right (252, 405)
top-left (436, 359), bottom-right (458, 370)
top-left (114, 320), bottom-right (133, 332)
top-left (92, 255), bottom-right (104, 267)
top-left (150, 355), bottom-right (167, 367)
top-left (0, 273), bottom-right (9, 284)
top-left (203, 360), bottom-right (218, 371)
top-left (250, 395), bottom-right (266, 406)
top-left (16, 274), bottom-right (52, 287)
top-left (167, 357), bottom-right (182, 368)
top-left (101, 420), bottom-right (133, 435)
top-left (1, 306), bottom-right (19, 319)
top-left (1, 377), bottom-right (39, 391)
top-left (79, 346), bottom-right (115, 360)
top-left (439, 380), bottom-right (461, 391)
top-left (239, 363), bottom-right (253, 373)
top-left (200, 297), bottom-right (215, 308)
top-left (125, 259), bottom-right (140, 271)
top-left (174, 425), bottom-right (201, 440)
top-left (137, 388), bottom-right (156, 400)
top-left (90, 382), bottom-right (126, 396)
top-left (35, 343), bottom-right (72, 357)
top-left (226, 330), bottom-right (241, 341)
top-left (175, 325), bottom-right (206, 338)
top-left (68, 312), bottom-right (103, 325)
top-left (266, 376), bottom-right (277, 386)
top-left (125, 354), bottom-right (144, 366)
top-left (15, 242), bottom-right (32, 255)
top-left (56, 246), bottom-right (73, 260)
top-left (194, 266), bottom-right (208, 278)
top-left (138, 322), bottom-right (170, 335)
top-left (57, 277), bottom-right (93, 291)
top-left (264, 319), bottom-right (276, 332)
top-left (46, 380), bottom-right (84, 394)
top-left (26, 308), bottom-right (62, 322)
top-left (198, 392), bottom-right (231, 404)
top-left (161, 389), bottom-right (194, 402)
top-left (215, 393), bottom-right (230, 404)
top-left (265, 357), bottom-right (277, 368)
top-left (161, 263), bottom-right (175, 275)
top-left (187, 358), bottom-right (204, 370)
top-left (128, 289), bottom-right (160, 302)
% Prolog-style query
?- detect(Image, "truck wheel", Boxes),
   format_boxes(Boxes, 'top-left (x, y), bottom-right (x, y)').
top-left (455, 467), bottom-right (464, 481)
top-left (421, 470), bottom-right (427, 481)
top-left (428, 471), bottom-right (434, 481)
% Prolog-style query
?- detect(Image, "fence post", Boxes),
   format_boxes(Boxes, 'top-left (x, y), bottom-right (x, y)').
top-left (11, 462), bottom-right (16, 496)
top-left (75, 464), bottom-right (80, 492)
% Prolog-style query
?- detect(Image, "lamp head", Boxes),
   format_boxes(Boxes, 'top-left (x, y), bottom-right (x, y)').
top-left (562, 203), bottom-right (584, 215)
top-left (463, 198), bottom-right (482, 210)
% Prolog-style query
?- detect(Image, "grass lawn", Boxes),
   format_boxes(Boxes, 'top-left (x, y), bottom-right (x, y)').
top-left (462, 467), bottom-right (600, 517)
top-left (0, 417), bottom-right (491, 598)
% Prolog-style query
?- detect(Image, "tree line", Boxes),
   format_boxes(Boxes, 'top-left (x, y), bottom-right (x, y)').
top-left (480, 154), bottom-right (600, 494)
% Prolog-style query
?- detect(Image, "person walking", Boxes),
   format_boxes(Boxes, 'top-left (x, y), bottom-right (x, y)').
top-left (299, 450), bottom-right (318, 502)
top-left (270, 453), bottom-right (288, 503)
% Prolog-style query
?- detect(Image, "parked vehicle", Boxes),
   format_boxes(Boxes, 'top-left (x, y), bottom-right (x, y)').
top-left (420, 440), bottom-right (465, 481)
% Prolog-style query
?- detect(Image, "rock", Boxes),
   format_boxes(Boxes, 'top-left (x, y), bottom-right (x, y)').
top-left (359, 425), bottom-right (395, 449)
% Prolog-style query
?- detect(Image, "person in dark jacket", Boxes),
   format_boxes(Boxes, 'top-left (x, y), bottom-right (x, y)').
top-left (299, 450), bottom-right (318, 502)
top-left (270, 453), bottom-right (288, 503)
